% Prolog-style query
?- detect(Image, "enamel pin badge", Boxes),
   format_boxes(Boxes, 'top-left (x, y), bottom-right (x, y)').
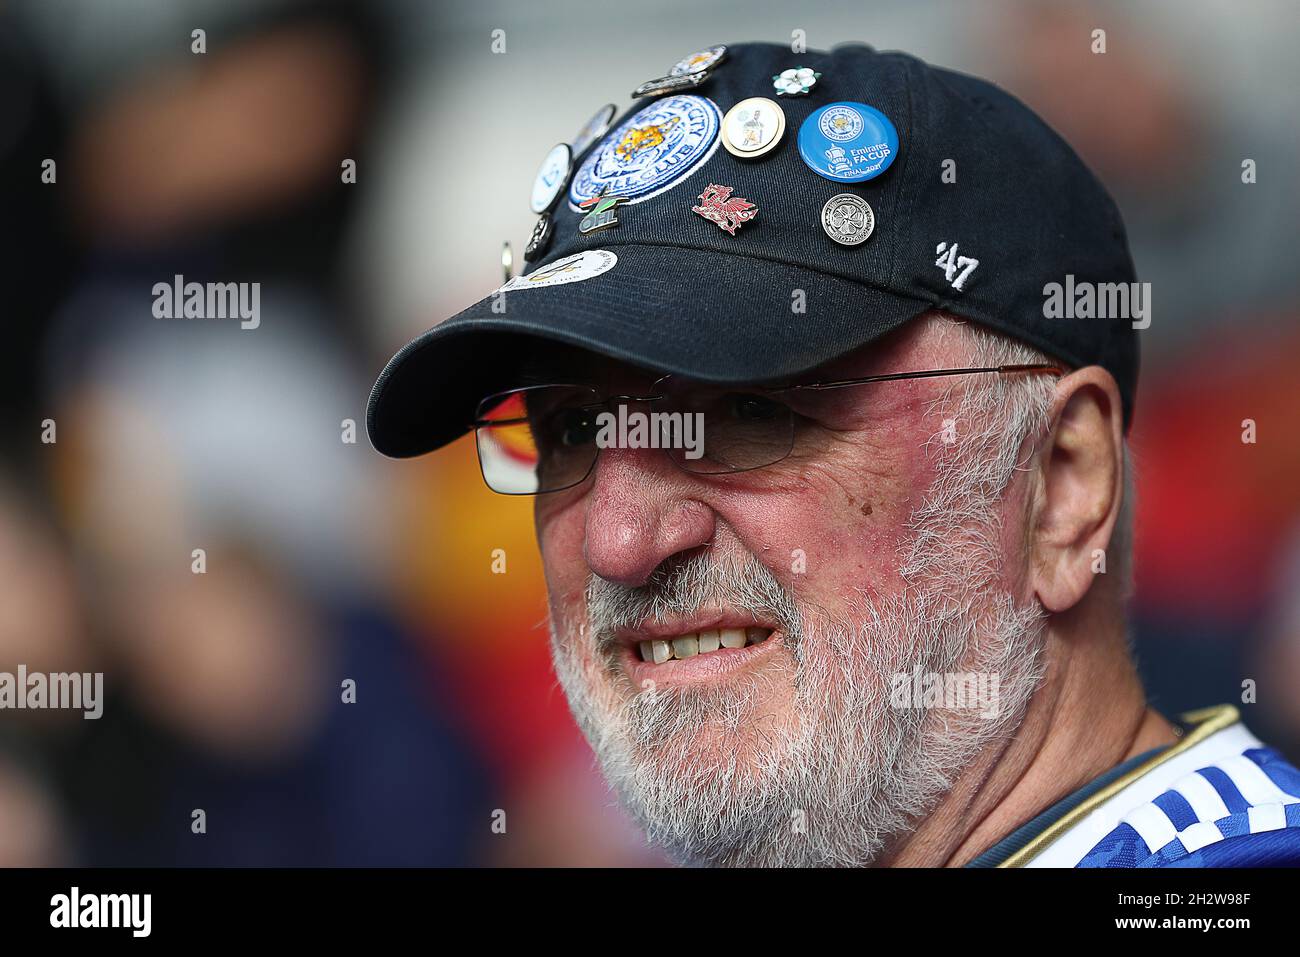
top-left (692, 184), bottom-right (758, 236)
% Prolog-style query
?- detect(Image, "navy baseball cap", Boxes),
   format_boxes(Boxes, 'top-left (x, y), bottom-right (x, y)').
top-left (368, 41), bottom-right (1139, 458)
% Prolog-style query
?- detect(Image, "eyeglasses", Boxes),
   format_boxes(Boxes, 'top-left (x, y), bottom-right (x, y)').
top-left (471, 364), bottom-right (1064, 495)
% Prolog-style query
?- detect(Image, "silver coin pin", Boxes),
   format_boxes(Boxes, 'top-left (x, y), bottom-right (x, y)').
top-left (821, 193), bottom-right (875, 245)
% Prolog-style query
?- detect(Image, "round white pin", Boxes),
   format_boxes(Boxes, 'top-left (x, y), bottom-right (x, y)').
top-left (530, 143), bottom-right (573, 214)
top-left (671, 45), bottom-right (727, 77)
top-left (721, 97), bottom-right (786, 159)
top-left (572, 104), bottom-right (617, 158)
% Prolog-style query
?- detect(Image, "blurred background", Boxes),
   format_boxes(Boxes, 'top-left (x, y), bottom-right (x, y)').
top-left (0, 0), bottom-right (1296, 866)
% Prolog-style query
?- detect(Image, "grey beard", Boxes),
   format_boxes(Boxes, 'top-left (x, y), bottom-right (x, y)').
top-left (549, 549), bottom-right (1046, 867)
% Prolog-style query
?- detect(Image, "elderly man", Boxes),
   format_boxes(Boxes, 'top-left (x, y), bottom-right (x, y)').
top-left (367, 43), bottom-right (1300, 867)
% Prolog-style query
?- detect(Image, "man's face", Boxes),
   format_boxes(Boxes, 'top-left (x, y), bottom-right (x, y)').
top-left (532, 315), bottom-right (1047, 866)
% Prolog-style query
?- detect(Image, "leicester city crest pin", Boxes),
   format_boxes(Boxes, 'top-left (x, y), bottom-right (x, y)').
top-left (568, 95), bottom-right (722, 208)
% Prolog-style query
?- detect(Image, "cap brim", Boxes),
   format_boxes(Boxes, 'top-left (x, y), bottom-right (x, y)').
top-left (367, 243), bottom-right (932, 458)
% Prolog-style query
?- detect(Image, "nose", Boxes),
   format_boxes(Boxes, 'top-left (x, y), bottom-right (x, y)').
top-left (582, 447), bottom-right (716, 587)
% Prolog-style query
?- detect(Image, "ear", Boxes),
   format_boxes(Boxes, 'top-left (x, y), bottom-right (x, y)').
top-left (1029, 367), bottom-right (1125, 613)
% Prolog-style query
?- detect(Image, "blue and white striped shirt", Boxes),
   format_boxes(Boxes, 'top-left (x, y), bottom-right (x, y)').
top-left (971, 706), bottom-right (1300, 868)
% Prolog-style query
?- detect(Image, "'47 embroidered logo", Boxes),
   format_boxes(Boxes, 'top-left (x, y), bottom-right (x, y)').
top-left (934, 242), bottom-right (979, 291)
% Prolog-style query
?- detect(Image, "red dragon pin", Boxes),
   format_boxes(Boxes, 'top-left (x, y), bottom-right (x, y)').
top-left (692, 184), bottom-right (758, 236)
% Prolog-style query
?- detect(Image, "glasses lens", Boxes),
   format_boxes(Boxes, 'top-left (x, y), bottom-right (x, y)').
top-left (662, 389), bottom-right (794, 474)
top-left (475, 385), bottom-right (602, 494)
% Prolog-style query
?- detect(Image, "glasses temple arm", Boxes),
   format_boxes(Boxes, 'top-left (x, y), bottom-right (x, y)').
top-left (773, 363), bottom-right (1064, 393)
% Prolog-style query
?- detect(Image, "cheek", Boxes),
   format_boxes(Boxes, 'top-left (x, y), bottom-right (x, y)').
top-left (800, 498), bottom-right (912, 605)
top-left (536, 499), bottom-right (590, 611)
top-left (713, 446), bottom-right (934, 607)
top-left (995, 479), bottom-right (1035, 596)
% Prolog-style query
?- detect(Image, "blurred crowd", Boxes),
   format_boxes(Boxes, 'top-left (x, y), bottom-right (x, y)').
top-left (0, 0), bottom-right (1296, 866)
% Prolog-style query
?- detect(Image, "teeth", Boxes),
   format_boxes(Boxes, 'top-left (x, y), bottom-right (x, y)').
top-left (636, 627), bottom-right (773, 663)
top-left (719, 628), bottom-right (747, 649)
top-left (672, 635), bottom-right (699, 658)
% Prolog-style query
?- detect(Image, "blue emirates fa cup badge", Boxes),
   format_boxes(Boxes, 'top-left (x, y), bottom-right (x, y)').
top-left (568, 94), bottom-right (722, 208)
top-left (797, 101), bottom-right (899, 183)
